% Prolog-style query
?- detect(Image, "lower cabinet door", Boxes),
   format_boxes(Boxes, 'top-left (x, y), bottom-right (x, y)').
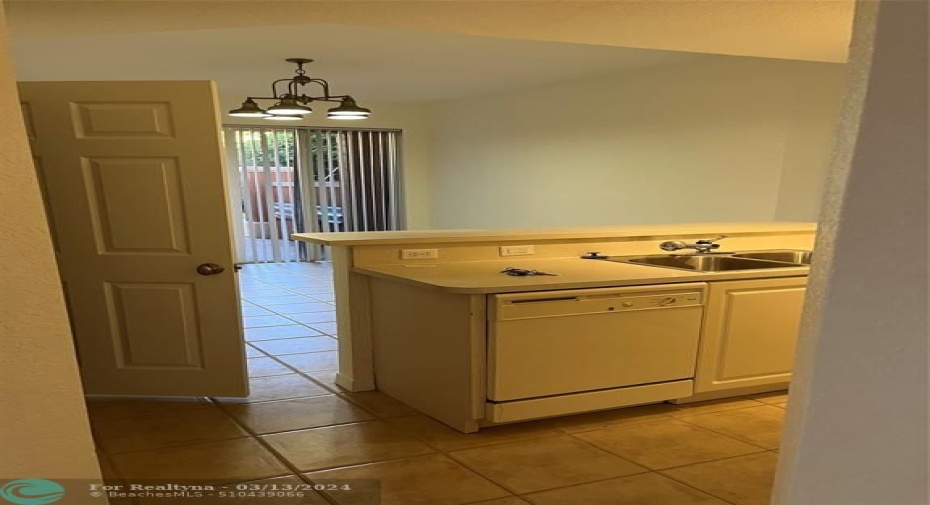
top-left (695, 277), bottom-right (808, 393)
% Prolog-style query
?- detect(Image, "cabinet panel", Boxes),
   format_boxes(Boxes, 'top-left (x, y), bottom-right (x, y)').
top-left (695, 277), bottom-right (807, 392)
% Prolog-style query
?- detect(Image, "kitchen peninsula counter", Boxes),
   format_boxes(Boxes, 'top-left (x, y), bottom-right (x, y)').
top-left (354, 256), bottom-right (808, 294)
top-left (292, 222), bottom-right (817, 394)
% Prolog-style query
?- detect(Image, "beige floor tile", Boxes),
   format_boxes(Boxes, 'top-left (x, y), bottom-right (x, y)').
top-left (240, 305), bottom-right (275, 317)
top-left (573, 419), bottom-right (764, 469)
top-left (213, 374), bottom-right (330, 404)
top-left (677, 405), bottom-right (785, 449)
top-left (243, 315), bottom-right (295, 328)
top-left (309, 322), bottom-right (338, 335)
top-left (98, 452), bottom-right (122, 483)
top-left (466, 498), bottom-right (529, 505)
top-left (286, 311), bottom-right (338, 325)
top-left (93, 406), bottom-right (248, 454)
top-left (386, 414), bottom-right (561, 451)
top-left (246, 325), bottom-right (324, 341)
top-left (86, 397), bottom-right (213, 420)
top-left (662, 452), bottom-right (779, 505)
top-left (251, 337), bottom-right (338, 356)
top-left (106, 497), bottom-right (137, 505)
top-left (245, 344), bottom-right (266, 358)
top-left (109, 438), bottom-right (290, 483)
top-left (547, 403), bottom-right (677, 433)
top-left (263, 420), bottom-right (435, 471)
top-left (248, 295), bottom-right (312, 306)
top-left (136, 475), bottom-right (329, 505)
top-left (747, 390), bottom-right (790, 405)
top-left (306, 371), bottom-right (348, 393)
top-left (269, 302), bottom-right (335, 314)
top-left (340, 391), bottom-right (419, 418)
top-left (226, 395), bottom-right (376, 434)
top-left (304, 454), bottom-right (509, 505)
top-left (524, 472), bottom-right (728, 505)
top-left (276, 351), bottom-right (339, 373)
top-left (241, 289), bottom-right (295, 299)
top-left (248, 357), bottom-right (295, 377)
top-left (668, 397), bottom-right (765, 418)
top-left (449, 435), bottom-right (647, 494)
top-left (268, 281), bottom-right (319, 289)
top-left (288, 287), bottom-right (334, 296)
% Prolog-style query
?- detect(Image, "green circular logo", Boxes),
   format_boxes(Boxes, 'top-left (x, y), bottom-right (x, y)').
top-left (0, 480), bottom-right (65, 505)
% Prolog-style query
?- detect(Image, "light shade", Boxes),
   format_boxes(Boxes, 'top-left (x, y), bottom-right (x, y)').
top-left (266, 97), bottom-right (313, 115)
top-left (264, 114), bottom-right (302, 121)
top-left (228, 98), bottom-right (269, 118)
top-left (327, 97), bottom-right (371, 120)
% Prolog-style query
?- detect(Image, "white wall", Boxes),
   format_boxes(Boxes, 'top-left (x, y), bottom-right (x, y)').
top-left (775, 64), bottom-right (847, 221)
top-left (774, 0), bottom-right (929, 503)
top-left (428, 56), bottom-right (845, 229)
top-left (221, 95), bottom-right (433, 229)
top-left (0, 4), bottom-right (102, 481)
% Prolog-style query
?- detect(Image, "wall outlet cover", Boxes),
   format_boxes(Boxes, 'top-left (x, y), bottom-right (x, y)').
top-left (401, 249), bottom-right (439, 260)
top-left (500, 245), bottom-right (536, 256)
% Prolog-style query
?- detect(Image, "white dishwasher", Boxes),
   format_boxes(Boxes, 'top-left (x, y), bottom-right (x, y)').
top-left (486, 282), bottom-right (707, 423)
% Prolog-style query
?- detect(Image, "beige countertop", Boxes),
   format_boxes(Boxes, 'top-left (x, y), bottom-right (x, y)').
top-left (355, 257), bottom-right (810, 294)
top-left (293, 222), bottom-right (816, 246)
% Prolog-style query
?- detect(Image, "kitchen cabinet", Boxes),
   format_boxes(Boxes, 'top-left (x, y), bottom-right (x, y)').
top-left (695, 277), bottom-right (808, 393)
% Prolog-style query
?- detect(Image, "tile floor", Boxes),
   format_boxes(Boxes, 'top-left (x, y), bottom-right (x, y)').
top-left (90, 262), bottom-right (790, 505)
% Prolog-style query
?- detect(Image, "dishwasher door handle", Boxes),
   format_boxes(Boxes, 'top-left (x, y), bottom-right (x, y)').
top-left (510, 297), bottom-right (580, 304)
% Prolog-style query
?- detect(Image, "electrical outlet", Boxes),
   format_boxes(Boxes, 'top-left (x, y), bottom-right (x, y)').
top-left (499, 245), bottom-right (536, 256)
top-left (401, 249), bottom-right (439, 260)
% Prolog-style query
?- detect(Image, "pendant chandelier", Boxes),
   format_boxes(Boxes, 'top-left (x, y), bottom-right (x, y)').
top-left (228, 58), bottom-right (372, 121)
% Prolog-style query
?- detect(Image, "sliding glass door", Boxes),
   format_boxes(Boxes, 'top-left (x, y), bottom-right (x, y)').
top-left (224, 126), bottom-right (403, 263)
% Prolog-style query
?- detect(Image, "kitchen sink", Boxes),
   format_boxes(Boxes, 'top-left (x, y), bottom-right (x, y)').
top-left (730, 250), bottom-right (813, 265)
top-left (612, 255), bottom-right (804, 272)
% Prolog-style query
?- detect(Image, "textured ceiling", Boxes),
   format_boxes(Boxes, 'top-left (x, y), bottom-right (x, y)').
top-left (6, 0), bottom-right (855, 63)
top-left (10, 23), bottom-right (706, 102)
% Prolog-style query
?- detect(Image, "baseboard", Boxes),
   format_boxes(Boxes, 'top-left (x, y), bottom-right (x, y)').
top-left (670, 383), bottom-right (789, 404)
top-left (335, 372), bottom-right (376, 392)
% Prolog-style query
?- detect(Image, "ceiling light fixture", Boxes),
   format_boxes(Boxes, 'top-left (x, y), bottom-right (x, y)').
top-left (228, 58), bottom-right (372, 121)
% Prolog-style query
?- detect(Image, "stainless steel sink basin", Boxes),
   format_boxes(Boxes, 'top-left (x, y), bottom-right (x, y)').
top-left (730, 250), bottom-right (812, 265)
top-left (614, 255), bottom-right (801, 272)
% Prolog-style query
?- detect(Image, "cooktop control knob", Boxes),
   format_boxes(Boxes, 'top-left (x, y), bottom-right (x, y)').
top-left (581, 252), bottom-right (608, 260)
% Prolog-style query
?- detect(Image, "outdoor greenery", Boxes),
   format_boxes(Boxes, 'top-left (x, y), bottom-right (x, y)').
top-left (234, 129), bottom-right (341, 181)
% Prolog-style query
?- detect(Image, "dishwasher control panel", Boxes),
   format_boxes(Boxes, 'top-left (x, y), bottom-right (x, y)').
top-left (616, 293), bottom-right (702, 310)
top-left (491, 283), bottom-right (707, 321)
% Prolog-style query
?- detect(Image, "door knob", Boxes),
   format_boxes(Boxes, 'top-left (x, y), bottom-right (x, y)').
top-left (196, 263), bottom-right (225, 276)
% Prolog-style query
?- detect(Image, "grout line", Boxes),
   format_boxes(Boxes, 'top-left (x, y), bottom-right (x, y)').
top-left (252, 349), bottom-right (338, 358)
top-left (84, 402), bottom-right (217, 422)
top-left (655, 449), bottom-right (773, 472)
top-left (671, 414), bottom-right (782, 451)
top-left (98, 434), bottom-right (256, 458)
top-left (297, 372), bottom-right (348, 395)
top-left (517, 469), bottom-right (743, 505)
top-left (666, 402), bottom-right (769, 419)
top-left (657, 468), bottom-right (747, 505)
top-left (207, 402), bottom-right (338, 504)
top-left (260, 352), bottom-right (338, 378)
top-left (246, 332), bottom-right (331, 343)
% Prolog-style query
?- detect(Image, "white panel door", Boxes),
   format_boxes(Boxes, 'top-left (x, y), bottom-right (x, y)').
top-left (19, 81), bottom-right (248, 397)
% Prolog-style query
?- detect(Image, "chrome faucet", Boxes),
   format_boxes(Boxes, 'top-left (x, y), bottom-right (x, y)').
top-left (659, 235), bottom-right (728, 254)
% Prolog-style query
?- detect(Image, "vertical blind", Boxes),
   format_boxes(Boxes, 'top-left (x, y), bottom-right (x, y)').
top-left (224, 127), bottom-right (403, 263)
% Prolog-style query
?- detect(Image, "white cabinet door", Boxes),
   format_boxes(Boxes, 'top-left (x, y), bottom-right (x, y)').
top-left (695, 277), bottom-right (808, 393)
top-left (19, 81), bottom-right (248, 397)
